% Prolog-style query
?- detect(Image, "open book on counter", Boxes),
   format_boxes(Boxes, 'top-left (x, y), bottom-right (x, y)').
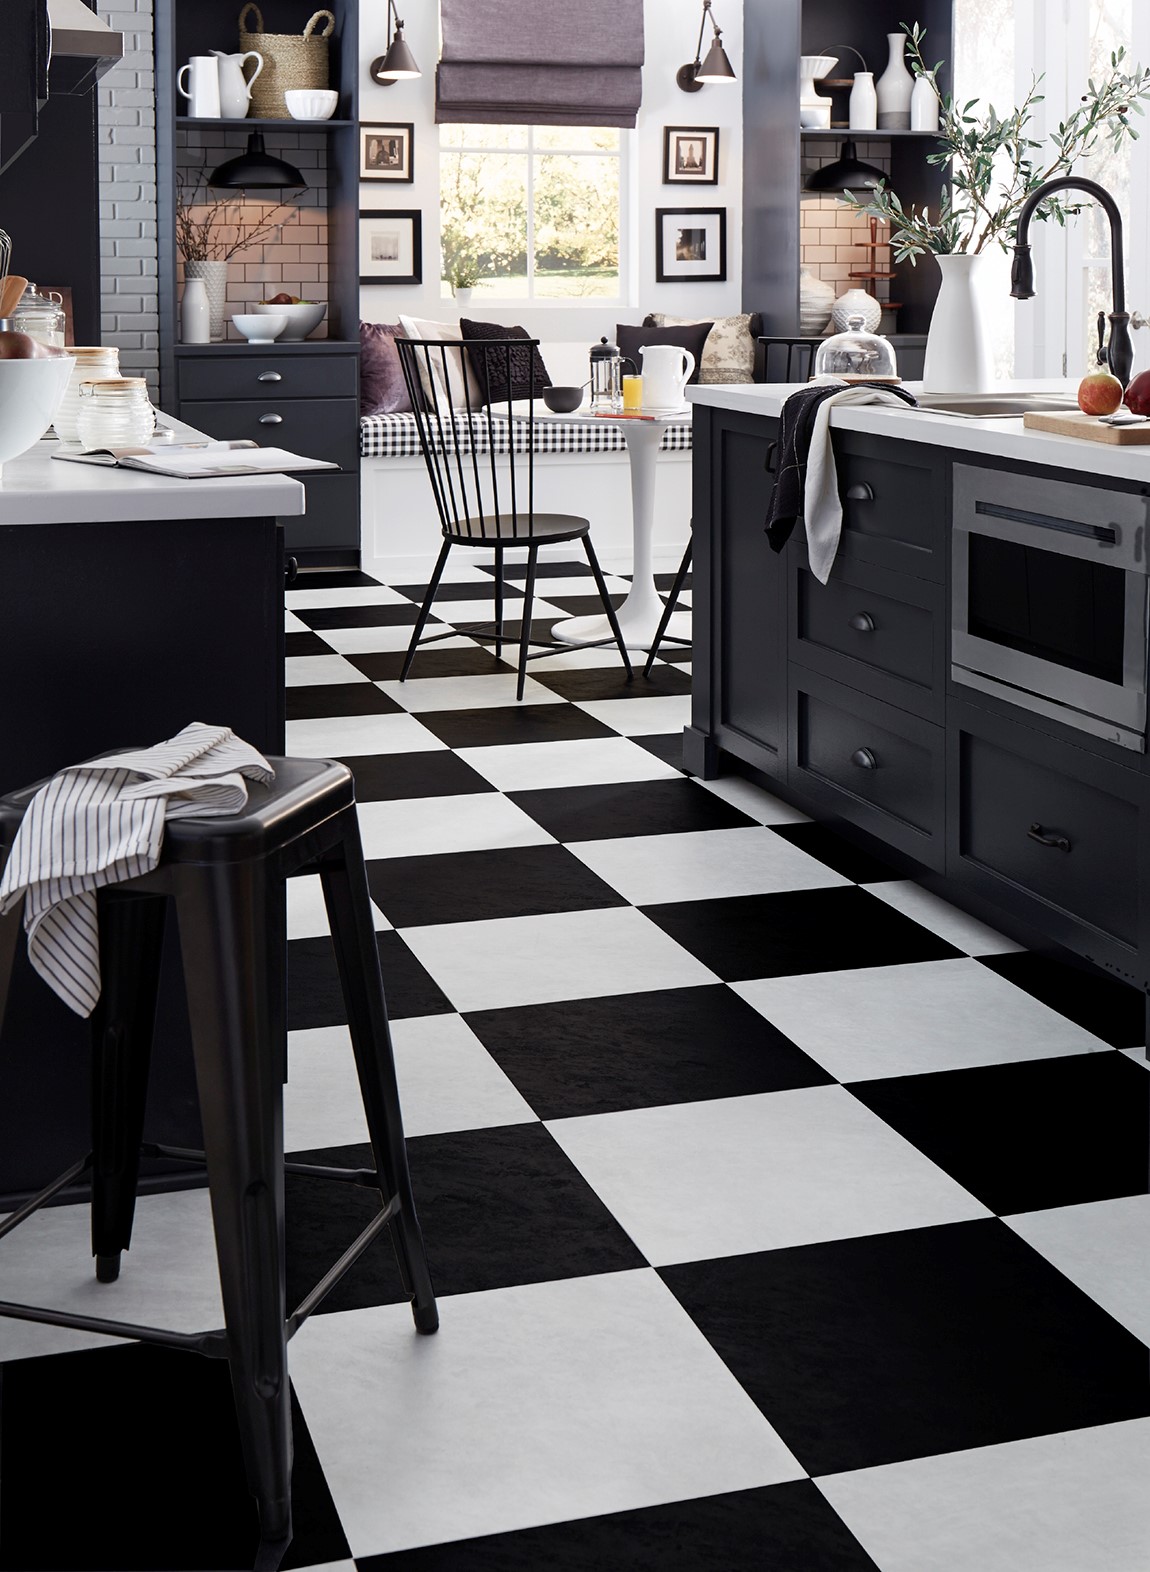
top-left (52, 439), bottom-right (338, 480)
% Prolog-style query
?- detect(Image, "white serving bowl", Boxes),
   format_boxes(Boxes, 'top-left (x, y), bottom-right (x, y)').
top-left (232, 313), bottom-right (287, 345)
top-left (284, 89), bottom-right (338, 121)
top-left (251, 300), bottom-right (326, 341)
top-left (0, 354), bottom-right (74, 477)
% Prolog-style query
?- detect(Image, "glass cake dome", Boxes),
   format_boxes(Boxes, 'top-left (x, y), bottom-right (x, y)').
top-left (813, 316), bottom-right (900, 383)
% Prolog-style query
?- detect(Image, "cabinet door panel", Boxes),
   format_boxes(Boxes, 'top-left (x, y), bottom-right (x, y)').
top-left (179, 354), bottom-right (359, 402)
top-left (834, 432), bottom-right (945, 580)
top-left (179, 397), bottom-right (360, 472)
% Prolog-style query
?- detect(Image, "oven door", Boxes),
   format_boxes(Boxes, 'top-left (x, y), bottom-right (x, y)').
top-left (952, 464), bottom-right (1149, 750)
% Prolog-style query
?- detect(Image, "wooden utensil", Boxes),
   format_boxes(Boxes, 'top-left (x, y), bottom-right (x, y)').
top-left (0, 275), bottom-right (28, 320)
top-left (1023, 409), bottom-right (1150, 445)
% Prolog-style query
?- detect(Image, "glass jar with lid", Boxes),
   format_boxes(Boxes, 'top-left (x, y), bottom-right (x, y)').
top-left (52, 347), bottom-right (121, 442)
top-left (813, 316), bottom-right (900, 384)
top-left (9, 283), bottom-right (67, 348)
top-left (76, 378), bottom-right (156, 450)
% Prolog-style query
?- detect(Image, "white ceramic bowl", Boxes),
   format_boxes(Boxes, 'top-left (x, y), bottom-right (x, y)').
top-left (232, 313), bottom-right (287, 345)
top-left (0, 354), bottom-right (74, 475)
top-left (284, 89), bottom-right (338, 121)
top-left (251, 300), bottom-right (326, 341)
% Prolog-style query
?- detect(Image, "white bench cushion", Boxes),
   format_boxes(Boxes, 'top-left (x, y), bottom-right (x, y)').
top-left (360, 411), bottom-right (692, 460)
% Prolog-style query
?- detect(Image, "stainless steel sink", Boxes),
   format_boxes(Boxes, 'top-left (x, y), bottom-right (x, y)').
top-left (912, 392), bottom-right (1079, 419)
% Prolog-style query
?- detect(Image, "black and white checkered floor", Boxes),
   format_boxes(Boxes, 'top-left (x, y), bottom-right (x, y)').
top-left (1, 555), bottom-right (1148, 1572)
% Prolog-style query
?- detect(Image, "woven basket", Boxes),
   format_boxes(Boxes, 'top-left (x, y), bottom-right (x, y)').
top-left (238, 4), bottom-right (335, 119)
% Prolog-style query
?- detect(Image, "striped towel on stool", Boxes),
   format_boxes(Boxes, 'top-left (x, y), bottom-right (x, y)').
top-left (0, 723), bottom-right (275, 1017)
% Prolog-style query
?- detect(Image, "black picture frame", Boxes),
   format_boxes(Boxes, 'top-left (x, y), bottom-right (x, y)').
top-left (359, 122), bottom-right (414, 182)
top-left (655, 208), bottom-right (727, 283)
top-left (358, 210), bottom-right (422, 285)
top-left (662, 126), bottom-right (719, 185)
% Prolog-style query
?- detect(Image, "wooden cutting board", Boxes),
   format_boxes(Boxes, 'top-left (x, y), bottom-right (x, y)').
top-left (1023, 409), bottom-right (1150, 444)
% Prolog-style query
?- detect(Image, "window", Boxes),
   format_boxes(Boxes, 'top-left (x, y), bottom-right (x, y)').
top-left (439, 124), bottom-right (623, 302)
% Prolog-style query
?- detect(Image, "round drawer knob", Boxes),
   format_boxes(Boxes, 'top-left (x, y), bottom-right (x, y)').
top-left (849, 611), bottom-right (876, 634)
top-left (259, 413), bottom-right (283, 425)
top-left (851, 747), bottom-right (878, 770)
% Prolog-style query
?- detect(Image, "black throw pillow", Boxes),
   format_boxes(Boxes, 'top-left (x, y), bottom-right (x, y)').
top-left (615, 320), bottom-right (713, 384)
top-left (459, 318), bottom-right (553, 405)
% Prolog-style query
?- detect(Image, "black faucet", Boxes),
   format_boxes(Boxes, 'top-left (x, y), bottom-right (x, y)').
top-left (1010, 175), bottom-right (1134, 386)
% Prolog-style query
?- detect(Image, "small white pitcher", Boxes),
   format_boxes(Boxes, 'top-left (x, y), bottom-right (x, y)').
top-left (639, 344), bottom-right (695, 411)
top-left (176, 56), bottom-right (221, 119)
top-left (211, 49), bottom-right (263, 120)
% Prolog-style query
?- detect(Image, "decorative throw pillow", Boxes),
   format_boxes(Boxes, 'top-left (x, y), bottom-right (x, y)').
top-left (615, 320), bottom-right (713, 384)
top-left (397, 312), bottom-right (483, 408)
top-left (644, 312), bottom-right (761, 384)
top-left (359, 321), bottom-right (412, 415)
top-left (459, 318), bottom-right (552, 405)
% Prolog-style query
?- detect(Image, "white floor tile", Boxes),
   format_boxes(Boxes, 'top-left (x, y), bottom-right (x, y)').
top-left (319, 626), bottom-right (469, 656)
top-left (548, 1085), bottom-right (987, 1267)
top-left (287, 873), bottom-right (389, 940)
top-left (1120, 1047), bottom-right (1150, 1072)
top-left (533, 575), bottom-right (631, 600)
top-left (697, 775), bottom-right (811, 825)
top-left (285, 654), bottom-right (371, 688)
top-left (817, 1419), bottom-right (1150, 1572)
top-left (734, 959), bottom-right (1108, 1082)
top-left (286, 585), bottom-right (411, 610)
top-left (0, 1190), bottom-right (222, 1362)
top-left (575, 695), bottom-right (693, 736)
top-left (401, 905), bottom-right (717, 1013)
top-left (505, 642), bottom-right (635, 671)
top-left (284, 609), bottom-right (310, 633)
top-left (290, 1270), bottom-right (804, 1559)
top-left (357, 791), bottom-right (553, 860)
top-left (433, 598), bottom-right (565, 627)
top-left (569, 827), bottom-right (850, 905)
top-left (285, 713), bottom-right (446, 759)
top-left (1005, 1195), bottom-right (1150, 1345)
top-left (456, 736), bottom-right (681, 792)
top-left (379, 673), bottom-right (565, 713)
top-left (866, 881), bottom-right (1024, 955)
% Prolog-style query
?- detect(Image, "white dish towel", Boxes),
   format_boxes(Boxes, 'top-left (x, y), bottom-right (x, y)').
top-left (0, 723), bottom-right (275, 1018)
top-left (803, 385), bottom-right (917, 583)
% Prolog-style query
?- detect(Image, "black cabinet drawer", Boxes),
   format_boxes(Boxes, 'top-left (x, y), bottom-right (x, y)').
top-left (180, 397), bottom-right (360, 471)
top-left (791, 556), bottom-right (944, 719)
top-left (284, 473), bottom-right (360, 554)
top-left (178, 354), bottom-right (358, 402)
top-left (790, 668), bottom-right (945, 870)
top-left (833, 432), bottom-right (945, 580)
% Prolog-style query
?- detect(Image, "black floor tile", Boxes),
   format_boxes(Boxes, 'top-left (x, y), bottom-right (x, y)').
top-left (288, 932), bottom-right (453, 1028)
top-left (979, 951), bottom-right (1146, 1048)
top-left (657, 645), bottom-right (694, 664)
top-left (661, 1218), bottom-right (1150, 1477)
top-left (294, 569), bottom-right (381, 588)
top-left (481, 560), bottom-right (592, 579)
top-left (393, 580), bottom-right (524, 603)
top-left (340, 749), bottom-right (496, 801)
top-left (0, 1345), bottom-right (348, 1571)
top-left (540, 593), bottom-right (626, 616)
top-left (642, 886), bottom-right (962, 982)
top-left (355, 1482), bottom-right (879, 1570)
top-left (532, 664), bottom-right (691, 700)
top-left (416, 703), bottom-right (618, 749)
top-left (299, 603), bottom-right (428, 630)
top-left (368, 844), bottom-right (628, 928)
top-left (654, 570), bottom-right (692, 592)
top-left (632, 730), bottom-right (688, 770)
top-left (348, 646), bottom-right (508, 683)
top-left (509, 778), bottom-right (756, 841)
top-left (285, 1124), bottom-right (646, 1312)
top-left (465, 984), bottom-right (833, 1118)
top-left (850, 1051), bottom-right (1149, 1215)
top-left (287, 683), bottom-right (402, 721)
top-left (464, 617), bottom-right (606, 646)
top-left (285, 630), bottom-right (335, 656)
top-left (770, 822), bottom-right (904, 884)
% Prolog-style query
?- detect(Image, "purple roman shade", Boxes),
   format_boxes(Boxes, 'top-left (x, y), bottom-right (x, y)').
top-left (436, 0), bottom-right (645, 128)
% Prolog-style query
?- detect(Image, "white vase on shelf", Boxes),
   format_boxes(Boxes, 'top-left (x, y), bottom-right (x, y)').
top-left (799, 55), bottom-right (837, 129)
top-left (180, 276), bottom-right (210, 344)
top-left (910, 69), bottom-right (940, 132)
top-left (849, 71), bottom-right (877, 132)
top-left (922, 252), bottom-right (996, 393)
top-left (831, 287), bottom-right (882, 334)
top-left (799, 269), bottom-right (835, 335)
top-left (183, 258), bottom-right (228, 341)
top-left (876, 32), bottom-right (914, 130)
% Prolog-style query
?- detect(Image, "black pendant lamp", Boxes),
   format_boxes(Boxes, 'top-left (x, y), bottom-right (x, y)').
top-left (677, 0), bottom-right (736, 92)
top-left (804, 139), bottom-right (887, 193)
top-left (209, 131), bottom-right (305, 190)
top-left (371, 0), bottom-right (421, 85)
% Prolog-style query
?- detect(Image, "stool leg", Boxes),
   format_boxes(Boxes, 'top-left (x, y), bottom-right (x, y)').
top-left (0, 896), bottom-right (23, 1036)
top-left (643, 538), bottom-right (692, 679)
top-left (90, 892), bottom-right (167, 1283)
top-left (493, 544), bottom-right (505, 660)
top-left (175, 859), bottom-right (293, 1554)
top-left (318, 814), bottom-right (439, 1334)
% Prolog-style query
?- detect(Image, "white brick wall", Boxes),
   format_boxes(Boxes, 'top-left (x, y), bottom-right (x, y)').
top-left (800, 144), bottom-right (898, 331)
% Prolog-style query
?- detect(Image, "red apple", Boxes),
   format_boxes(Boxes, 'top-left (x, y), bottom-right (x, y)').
top-left (1078, 369), bottom-right (1124, 414)
top-left (1124, 370), bottom-right (1150, 416)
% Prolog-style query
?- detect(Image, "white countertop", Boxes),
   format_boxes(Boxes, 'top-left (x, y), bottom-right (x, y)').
top-left (0, 422), bottom-right (306, 526)
top-left (688, 380), bottom-right (1150, 486)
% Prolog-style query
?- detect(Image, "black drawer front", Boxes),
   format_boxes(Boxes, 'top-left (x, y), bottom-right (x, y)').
top-left (283, 473), bottom-right (360, 553)
top-left (834, 433), bottom-right (944, 579)
top-left (958, 729), bottom-right (1138, 946)
top-left (791, 669), bottom-right (944, 869)
top-left (178, 354), bottom-right (358, 402)
top-left (180, 398), bottom-right (360, 471)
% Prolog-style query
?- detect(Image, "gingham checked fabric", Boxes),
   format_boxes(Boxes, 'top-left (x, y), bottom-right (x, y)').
top-left (359, 411), bottom-right (693, 460)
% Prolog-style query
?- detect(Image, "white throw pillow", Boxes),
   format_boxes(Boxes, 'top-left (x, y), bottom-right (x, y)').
top-left (647, 312), bottom-right (757, 384)
top-left (397, 313), bottom-right (483, 408)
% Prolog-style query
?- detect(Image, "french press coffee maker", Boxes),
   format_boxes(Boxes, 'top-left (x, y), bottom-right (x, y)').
top-left (589, 336), bottom-right (637, 414)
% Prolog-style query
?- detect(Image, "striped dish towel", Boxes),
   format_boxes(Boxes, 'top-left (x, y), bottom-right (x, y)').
top-left (0, 723), bottom-right (275, 1018)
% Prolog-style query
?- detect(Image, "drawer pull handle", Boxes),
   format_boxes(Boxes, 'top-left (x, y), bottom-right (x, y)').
top-left (1028, 822), bottom-right (1071, 853)
top-left (284, 555), bottom-right (299, 586)
top-left (849, 611), bottom-right (876, 633)
top-left (851, 747), bottom-right (878, 770)
top-left (764, 439), bottom-right (778, 475)
top-left (259, 413), bottom-right (283, 425)
top-left (257, 371), bottom-right (283, 383)
top-left (846, 482), bottom-right (875, 503)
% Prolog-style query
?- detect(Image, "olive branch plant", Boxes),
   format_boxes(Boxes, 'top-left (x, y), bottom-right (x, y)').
top-left (175, 161), bottom-right (297, 262)
top-left (846, 22), bottom-right (1150, 262)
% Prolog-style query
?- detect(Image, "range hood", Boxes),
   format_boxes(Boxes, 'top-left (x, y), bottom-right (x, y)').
top-left (49, 0), bottom-right (125, 94)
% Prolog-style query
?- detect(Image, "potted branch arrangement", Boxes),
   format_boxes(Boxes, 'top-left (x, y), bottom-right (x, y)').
top-left (176, 168), bottom-right (296, 341)
top-left (848, 24), bottom-right (1150, 392)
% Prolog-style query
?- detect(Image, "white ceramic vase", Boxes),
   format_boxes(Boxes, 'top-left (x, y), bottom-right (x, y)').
top-left (799, 269), bottom-right (835, 335)
top-left (180, 277), bottom-right (210, 344)
top-left (910, 70), bottom-right (940, 132)
top-left (876, 32), bottom-right (914, 130)
top-left (184, 259), bottom-right (228, 342)
top-left (799, 55), bottom-right (837, 129)
top-left (849, 71), bottom-right (877, 131)
top-left (922, 252), bottom-right (996, 393)
top-left (832, 287), bottom-right (882, 334)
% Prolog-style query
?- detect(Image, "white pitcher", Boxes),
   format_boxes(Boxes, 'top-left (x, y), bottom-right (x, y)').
top-left (211, 49), bottom-right (263, 120)
top-left (639, 344), bottom-right (695, 411)
top-left (176, 56), bottom-right (221, 119)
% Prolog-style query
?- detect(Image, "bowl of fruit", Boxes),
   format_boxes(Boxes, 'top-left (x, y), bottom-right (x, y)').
top-left (0, 332), bottom-right (73, 477)
top-left (251, 295), bottom-right (326, 342)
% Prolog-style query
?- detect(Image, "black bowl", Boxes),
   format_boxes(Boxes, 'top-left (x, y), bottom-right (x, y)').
top-left (542, 385), bottom-right (584, 413)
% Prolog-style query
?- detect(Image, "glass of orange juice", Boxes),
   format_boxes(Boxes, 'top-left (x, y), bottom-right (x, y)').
top-left (622, 374), bottom-right (643, 411)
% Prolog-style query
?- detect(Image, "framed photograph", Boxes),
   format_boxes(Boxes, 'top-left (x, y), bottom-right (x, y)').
top-left (655, 208), bottom-right (727, 283)
top-left (359, 210), bottom-right (422, 285)
top-left (359, 122), bottom-right (414, 182)
top-left (663, 126), bottom-right (719, 185)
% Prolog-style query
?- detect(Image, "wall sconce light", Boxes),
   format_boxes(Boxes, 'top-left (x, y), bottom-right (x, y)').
top-left (677, 0), bottom-right (736, 93)
top-left (209, 131), bottom-right (305, 189)
top-left (371, 0), bottom-right (421, 86)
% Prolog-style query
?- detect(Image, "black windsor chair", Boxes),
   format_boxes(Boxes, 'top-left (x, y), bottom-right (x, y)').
top-left (395, 336), bottom-right (632, 700)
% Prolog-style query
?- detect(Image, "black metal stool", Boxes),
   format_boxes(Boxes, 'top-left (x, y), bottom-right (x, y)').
top-left (0, 756), bottom-right (437, 1569)
top-left (643, 537), bottom-right (694, 677)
